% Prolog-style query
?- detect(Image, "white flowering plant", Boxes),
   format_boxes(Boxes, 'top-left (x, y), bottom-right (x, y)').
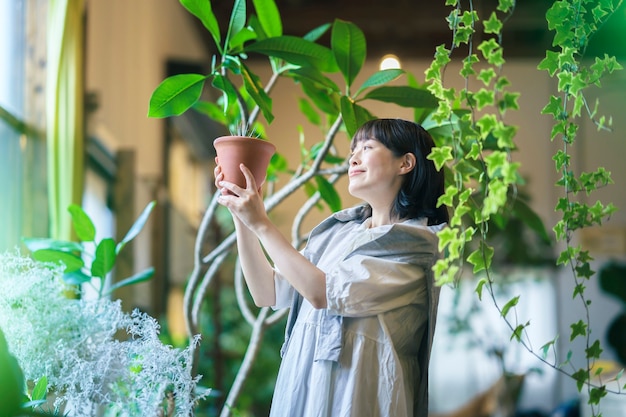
top-left (0, 203), bottom-right (206, 416)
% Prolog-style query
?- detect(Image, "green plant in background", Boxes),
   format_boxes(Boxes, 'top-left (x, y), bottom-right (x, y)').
top-left (0, 202), bottom-right (205, 416)
top-left (22, 201), bottom-right (156, 299)
top-left (427, 0), bottom-right (624, 414)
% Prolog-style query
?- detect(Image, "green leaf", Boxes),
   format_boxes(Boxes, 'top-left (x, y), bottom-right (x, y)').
top-left (362, 86), bottom-right (438, 108)
top-left (475, 277), bottom-right (488, 300)
top-left (91, 238), bottom-right (117, 279)
top-left (355, 69), bottom-right (404, 97)
top-left (63, 270), bottom-right (92, 285)
top-left (570, 319), bottom-right (587, 341)
top-left (287, 67), bottom-right (340, 92)
top-left (32, 249), bottom-right (84, 273)
top-left (31, 376), bottom-right (48, 401)
top-left (104, 267), bottom-right (155, 297)
top-left (180, 0), bottom-right (221, 50)
top-left (303, 23), bottom-right (331, 42)
top-left (467, 242), bottom-right (494, 273)
top-left (298, 98), bottom-right (321, 126)
top-left (585, 339), bottom-right (603, 360)
top-left (245, 36), bottom-right (338, 72)
top-left (428, 146), bottom-right (453, 171)
top-left (340, 98), bottom-right (373, 138)
top-left (540, 339), bottom-right (556, 359)
top-left (22, 237), bottom-right (83, 253)
top-left (241, 63), bottom-right (274, 123)
top-left (300, 80), bottom-right (340, 115)
top-left (501, 295), bottom-right (520, 318)
top-left (252, 0), bottom-right (282, 37)
top-left (117, 201), bottom-right (156, 254)
top-left (226, 0), bottom-right (247, 50)
top-left (68, 204), bottom-right (96, 242)
top-left (148, 74), bottom-right (206, 118)
top-left (483, 12), bottom-right (502, 34)
top-left (331, 19), bottom-right (366, 88)
top-left (315, 176), bottom-right (342, 212)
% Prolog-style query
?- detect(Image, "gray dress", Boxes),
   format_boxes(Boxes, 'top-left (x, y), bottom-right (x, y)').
top-left (270, 205), bottom-right (445, 417)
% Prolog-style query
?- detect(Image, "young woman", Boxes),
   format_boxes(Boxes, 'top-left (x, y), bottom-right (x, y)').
top-left (215, 118), bottom-right (449, 417)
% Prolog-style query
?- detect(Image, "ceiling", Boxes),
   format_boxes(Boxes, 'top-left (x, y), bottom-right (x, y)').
top-left (203, 0), bottom-right (554, 59)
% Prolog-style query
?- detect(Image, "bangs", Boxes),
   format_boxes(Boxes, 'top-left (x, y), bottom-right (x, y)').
top-left (350, 120), bottom-right (392, 151)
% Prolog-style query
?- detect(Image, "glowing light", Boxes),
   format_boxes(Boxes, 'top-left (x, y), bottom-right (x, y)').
top-left (379, 54), bottom-right (401, 70)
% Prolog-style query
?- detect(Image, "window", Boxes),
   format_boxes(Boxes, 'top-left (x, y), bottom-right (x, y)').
top-left (0, 0), bottom-right (48, 251)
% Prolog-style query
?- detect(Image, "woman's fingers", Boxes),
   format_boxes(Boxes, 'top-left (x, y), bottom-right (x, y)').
top-left (239, 164), bottom-right (258, 192)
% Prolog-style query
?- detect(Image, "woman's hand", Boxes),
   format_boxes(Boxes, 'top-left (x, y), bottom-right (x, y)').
top-left (215, 163), bottom-right (269, 232)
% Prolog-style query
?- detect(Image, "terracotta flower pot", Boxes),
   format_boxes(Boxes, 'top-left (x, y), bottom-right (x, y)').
top-left (213, 136), bottom-right (276, 189)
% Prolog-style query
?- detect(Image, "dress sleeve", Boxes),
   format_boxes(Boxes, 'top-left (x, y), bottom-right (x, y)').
top-left (325, 255), bottom-right (427, 317)
top-left (272, 268), bottom-right (295, 310)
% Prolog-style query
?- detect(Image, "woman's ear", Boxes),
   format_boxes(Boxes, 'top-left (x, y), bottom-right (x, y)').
top-left (400, 153), bottom-right (416, 174)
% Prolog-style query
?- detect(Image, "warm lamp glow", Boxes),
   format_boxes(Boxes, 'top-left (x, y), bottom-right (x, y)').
top-left (379, 54), bottom-right (401, 70)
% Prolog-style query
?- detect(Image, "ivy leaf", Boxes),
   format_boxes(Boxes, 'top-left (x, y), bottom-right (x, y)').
top-left (467, 242), bottom-right (494, 273)
top-left (68, 204), bottom-right (96, 242)
top-left (475, 277), bottom-right (488, 301)
top-left (483, 12), bottom-right (502, 34)
top-left (537, 50), bottom-right (559, 76)
top-left (572, 368), bottom-right (588, 392)
top-left (501, 295), bottom-right (520, 318)
top-left (540, 339), bottom-right (557, 359)
top-left (570, 320), bottom-right (587, 341)
top-left (589, 386), bottom-right (607, 405)
top-left (585, 339), bottom-right (603, 360)
top-left (91, 238), bottom-right (117, 279)
top-left (428, 146), bottom-right (453, 170)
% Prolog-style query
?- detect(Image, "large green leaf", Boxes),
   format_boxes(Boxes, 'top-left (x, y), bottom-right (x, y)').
top-left (340, 97), bottom-right (375, 138)
top-left (91, 238), bottom-right (116, 279)
top-left (241, 63), bottom-right (274, 123)
top-left (245, 36), bottom-right (338, 72)
top-left (68, 204), bottom-right (96, 242)
top-left (33, 249), bottom-right (84, 273)
top-left (226, 0), bottom-right (247, 50)
top-left (148, 74), bottom-right (206, 118)
top-left (301, 80), bottom-right (340, 115)
top-left (252, 0), bottom-right (282, 37)
top-left (287, 67), bottom-right (340, 92)
top-left (331, 19), bottom-right (366, 88)
top-left (362, 86), bottom-right (439, 108)
top-left (116, 201), bottom-right (156, 254)
top-left (179, 0), bottom-right (221, 51)
top-left (355, 69), bottom-right (405, 97)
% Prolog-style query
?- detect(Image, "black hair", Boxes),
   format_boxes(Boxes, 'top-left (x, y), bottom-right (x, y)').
top-left (350, 118), bottom-right (449, 225)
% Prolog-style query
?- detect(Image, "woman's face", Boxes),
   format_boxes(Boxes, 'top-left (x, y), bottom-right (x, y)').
top-left (348, 138), bottom-right (411, 207)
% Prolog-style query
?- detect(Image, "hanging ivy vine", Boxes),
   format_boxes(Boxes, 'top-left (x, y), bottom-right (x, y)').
top-left (427, 0), bottom-right (623, 415)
